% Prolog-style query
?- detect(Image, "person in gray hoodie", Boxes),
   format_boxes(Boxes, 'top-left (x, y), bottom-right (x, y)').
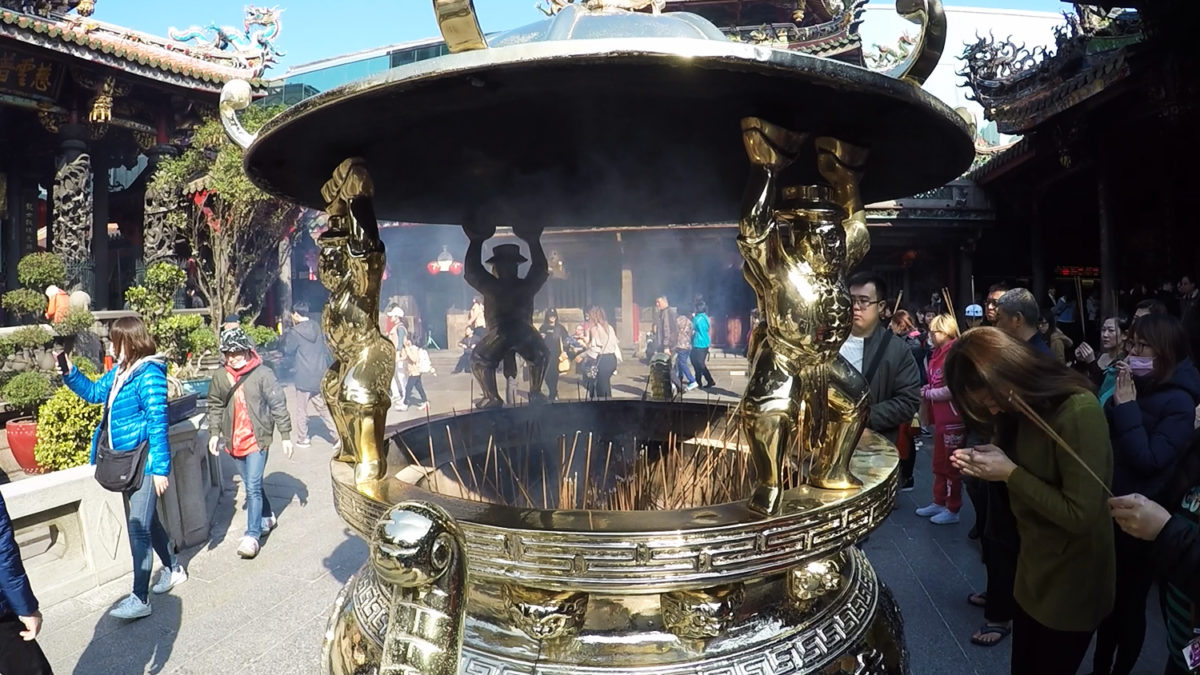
top-left (282, 302), bottom-right (335, 448)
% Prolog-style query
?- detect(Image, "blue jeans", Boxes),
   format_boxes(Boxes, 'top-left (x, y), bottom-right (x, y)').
top-left (233, 450), bottom-right (273, 539)
top-left (673, 348), bottom-right (695, 386)
top-left (126, 474), bottom-right (176, 602)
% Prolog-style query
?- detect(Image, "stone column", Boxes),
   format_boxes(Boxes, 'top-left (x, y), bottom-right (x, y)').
top-left (141, 143), bottom-right (180, 272)
top-left (91, 151), bottom-right (110, 309)
top-left (618, 234), bottom-right (634, 347)
top-left (52, 124), bottom-right (94, 295)
top-left (1029, 199), bottom-right (1046, 302)
top-left (1098, 166), bottom-right (1118, 319)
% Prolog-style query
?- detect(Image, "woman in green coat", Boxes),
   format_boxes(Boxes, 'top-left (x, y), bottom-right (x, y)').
top-left (945, 327), bottom-right (1115, 675)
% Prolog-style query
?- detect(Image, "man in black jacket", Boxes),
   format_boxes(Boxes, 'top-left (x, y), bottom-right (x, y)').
top-left (283, 302), bottom-right (335, 448)
top-left (0, 492), bottom-right (50, 675)
top-left (840, 272), bottom-right (922, 445)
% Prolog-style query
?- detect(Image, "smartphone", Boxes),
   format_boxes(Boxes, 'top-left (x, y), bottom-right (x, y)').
top-left (55, 351), bottom-right (69, 375)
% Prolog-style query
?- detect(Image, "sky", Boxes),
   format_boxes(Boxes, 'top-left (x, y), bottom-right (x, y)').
top-left (94, 0), bottom-right (1072, 73)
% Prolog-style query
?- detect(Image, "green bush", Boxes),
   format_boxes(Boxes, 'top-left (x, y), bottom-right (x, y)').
top-left (72, 355), bottom-right (98, 378)
top-left (1, 371), bottom-right (51, 416)
top-left (189, 326), bottom-right (218, 355)
top-left (16, 253), bottom-right (66, 291)
top-left (34, 385), bottom-right (102, 471)
top-left (8, 326), bottom-right (53, 351)
top-left (53, 307), bottom-right (94, 336)
top-left (242, 322), bottom-right (279, 350)
top-left (2, 288), bottom-right (46, 318)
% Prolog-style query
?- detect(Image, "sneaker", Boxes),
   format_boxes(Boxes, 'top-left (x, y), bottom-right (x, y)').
top-left (396, 404), bottom-right (409, 411)
top-left (685, 382), bottom-right (699, 392)
top-left (261, 515), bottom-right (278, 534)
top-left (915, 503), bottom-right (947, 518)
top-left (898, 475), bottom-right (915, 492)
top-left (151, 565), bottom-right (187, 594)
top-left (931, 510), bottom-right (961, 525)
top-left (109, 593), bottom-right (152, 620)
top-left (237, 536), bottom-right (261, 559)
top-left (418, 402), bottom-right (429, 411)
top-left (294, 440), bottom-right (311, 449)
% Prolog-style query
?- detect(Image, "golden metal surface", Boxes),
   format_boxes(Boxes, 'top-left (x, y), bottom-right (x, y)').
top-left (501, 585), bottom-right (589, 641)
top-left (319, 158), bottom-right (395, 499)
top-left (433, 0), bottom-right (487, 53)
top-left (661, 583), bottom-right (746, 640)
top-left (788, 555), bottom-right (843, 614)
top-left (324, 501), bottom-right (468, 675)
top-left (737, 118), bottom-right (871, 514)
top-left (884, 0), bottom-right (947, 86)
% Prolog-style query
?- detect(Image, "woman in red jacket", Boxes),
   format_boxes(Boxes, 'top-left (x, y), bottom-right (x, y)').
top-left (915, 313), bottom-right (965, 525)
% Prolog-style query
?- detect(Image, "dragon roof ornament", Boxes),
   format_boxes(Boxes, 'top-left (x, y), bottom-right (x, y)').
top-left (168, 5), bottom-right (284, 76)
top-left (958, 5), bottom-right (1142, 134)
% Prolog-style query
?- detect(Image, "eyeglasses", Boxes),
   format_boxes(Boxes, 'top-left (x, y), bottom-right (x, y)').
top-left (985, 300), bottom-right (999, 307)
top-left (851, 296), bottom-right (883, 308)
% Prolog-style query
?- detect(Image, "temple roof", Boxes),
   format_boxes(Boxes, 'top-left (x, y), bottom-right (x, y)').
top-left (662, 0), bottom-right (867, 62)
top-left (958, 6), bottom-right (1142, 135)
top-left (0, 4), bottom-right (271, 92)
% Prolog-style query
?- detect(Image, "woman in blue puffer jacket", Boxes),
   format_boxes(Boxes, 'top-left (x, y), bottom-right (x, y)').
top-left (61, 316), bottom-right (186, 621)
top-left (1092, 313), bottom-right (1200, 675)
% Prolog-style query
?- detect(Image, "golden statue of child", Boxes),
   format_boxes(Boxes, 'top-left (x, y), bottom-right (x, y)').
top-left (738, 117), bottom-right (873, 515)
top-left (318, 158), bottom-right (394, 498)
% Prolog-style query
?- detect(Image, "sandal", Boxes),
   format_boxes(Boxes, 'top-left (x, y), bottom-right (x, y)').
top-left (967, 592), bottom-right (988, 608)
top-left (970, 623), bottom-right (1011, 647)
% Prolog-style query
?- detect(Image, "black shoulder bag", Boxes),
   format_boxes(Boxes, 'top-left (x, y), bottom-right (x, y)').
top-left (94, 403), bottom-right (150, 493)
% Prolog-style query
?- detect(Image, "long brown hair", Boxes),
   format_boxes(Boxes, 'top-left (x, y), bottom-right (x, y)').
top-left (1129, 313), bottom-right (1190, 385)
top-left (890, 309), bottom-right (915, 334)
top-left (111, 316), bottom-right (157, 367)
top-left (587, 305), bottom-right (608, 328)
top-left (944, 327), bottom-right (1093, 427)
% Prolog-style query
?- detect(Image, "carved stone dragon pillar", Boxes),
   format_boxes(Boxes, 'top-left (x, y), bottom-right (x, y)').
top-left (52, 128), bottom-right (94, 293)
top-left (141, 144), bottom-right (181, 274)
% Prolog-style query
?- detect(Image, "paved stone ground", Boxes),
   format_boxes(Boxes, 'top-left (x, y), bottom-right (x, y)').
top-left (38, 350), bottom-right (1170, 674)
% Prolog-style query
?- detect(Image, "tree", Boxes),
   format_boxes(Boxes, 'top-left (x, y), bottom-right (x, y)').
top-left (149, 106), bottom-right (302, 338)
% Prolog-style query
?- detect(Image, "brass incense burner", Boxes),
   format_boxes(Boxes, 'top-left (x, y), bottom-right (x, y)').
top-left (219, 1), bottom-right (973, 672)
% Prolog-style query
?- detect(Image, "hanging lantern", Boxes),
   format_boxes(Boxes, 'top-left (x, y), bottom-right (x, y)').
top-left (450, 261), bottom-right (463, 275)
top-left (426, 261), bottom-right (439, 275)
top-left (427, 245), bottom-right (462, 275)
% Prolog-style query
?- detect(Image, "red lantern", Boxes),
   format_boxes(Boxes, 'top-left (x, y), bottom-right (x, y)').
top-left (427, 261), bottom-right (439, 275)
top-left (450, 261), bottom-right (463, 275)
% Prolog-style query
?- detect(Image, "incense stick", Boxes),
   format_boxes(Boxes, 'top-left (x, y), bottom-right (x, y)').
top-left (1007, 390), bottom-right (1112, 496)
top-left (892, 290), bottom-right (903, 315)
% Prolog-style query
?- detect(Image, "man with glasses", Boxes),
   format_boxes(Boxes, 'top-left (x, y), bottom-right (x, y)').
top-left (983, 282), bottom-right (1009, 326)
top-left (840, 272), bottom-right (921, 445)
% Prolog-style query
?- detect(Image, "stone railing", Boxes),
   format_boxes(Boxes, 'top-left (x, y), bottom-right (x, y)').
top-left (4, 413), bottom-right (217, 606)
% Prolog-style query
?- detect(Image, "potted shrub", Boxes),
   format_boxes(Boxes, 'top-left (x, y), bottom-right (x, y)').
top-left (2, 371), bottom-right (52, 473)
top-left (126, 263), bottom-right (208, 418)
top-left (1, 252), bottom-right (67, 325)
top-left (34, 357), bottom-right (102, 472)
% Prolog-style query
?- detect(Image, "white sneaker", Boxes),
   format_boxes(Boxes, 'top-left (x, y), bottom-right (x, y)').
top-left (237, 536), bottom-right (261, 559)
top-left (109, 593), bottom-right (152, 620)
top-left (261, 515), bottom-right (278, 534)
top-left (915, 503), bottom-right (947, 518)
top-left (685, 382), bottom-right (699, 392)
top-left (293, 440), bottom-right (311, 449)
top-left (930, 510), bottom-right (961, 525)
top-left (396, 404), bottom-right (409, 411)
top-left (151, 565), bottom-right (187, 594)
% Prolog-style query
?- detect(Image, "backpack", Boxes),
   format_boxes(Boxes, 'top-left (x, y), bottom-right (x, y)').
top-left (418, 348), bottom-right (433, 374)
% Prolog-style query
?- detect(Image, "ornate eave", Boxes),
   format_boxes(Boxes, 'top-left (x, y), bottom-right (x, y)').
top-left (0, 9), bottom-right (268, 92)
top-left (674, 0), bottom-right (867, 62)
top-left (959, 8), bottom-right (1143, 134)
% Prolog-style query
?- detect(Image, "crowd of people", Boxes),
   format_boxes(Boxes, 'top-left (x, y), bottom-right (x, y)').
top-left (879, 275), bottom-right (1200, 675)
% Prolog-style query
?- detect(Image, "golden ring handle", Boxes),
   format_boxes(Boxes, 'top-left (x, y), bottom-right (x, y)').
top-left (885, 0), bottom-right (947, 87)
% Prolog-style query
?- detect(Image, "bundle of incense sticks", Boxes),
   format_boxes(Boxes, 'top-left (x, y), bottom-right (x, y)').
top-left (941, 287), bottom-right (956, 320)
top-left (1007, 390), bottom-right (1113, 497)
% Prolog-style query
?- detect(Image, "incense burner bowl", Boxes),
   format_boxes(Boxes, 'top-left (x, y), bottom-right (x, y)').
top-left (323, 401), bottom-right (906, 674)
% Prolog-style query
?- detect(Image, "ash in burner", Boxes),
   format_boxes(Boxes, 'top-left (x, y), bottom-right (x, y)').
top-left (390, 403), bottom-right (811, 511)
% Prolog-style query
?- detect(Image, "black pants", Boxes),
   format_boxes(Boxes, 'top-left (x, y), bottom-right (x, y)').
top-left (689, 347), bottom-right (715, 387)
top-left (403, 375), bottom-right (427, 405)
top-left (1011, 604), bottom-right (1094, 675)
top-left (982, 482), bottom-right (1019, 624)
top-left (545, 362), bottom-right (561, 400)
top-left (592, 354), bottom-right (617, 399)
top-left (0, 613), bottom-right (52, 675)
top-left (1093, 529), bottom-right (1156, 675)
top-left (964, 475), bottom-right (988, 538)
